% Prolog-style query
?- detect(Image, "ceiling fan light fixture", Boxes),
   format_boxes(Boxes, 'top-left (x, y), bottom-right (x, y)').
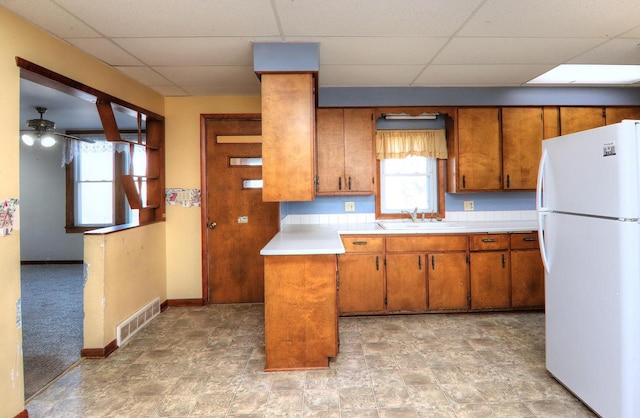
top-left (40, 135), bottom-right (56, 147)
top-left (21, 133), bottom-right (35, 146)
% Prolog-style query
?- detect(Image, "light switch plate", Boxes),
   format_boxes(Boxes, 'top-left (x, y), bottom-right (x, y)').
top-left (344, 201), bottom-right (355, 212)
top-left (463, 201), bottom-right (474, 211)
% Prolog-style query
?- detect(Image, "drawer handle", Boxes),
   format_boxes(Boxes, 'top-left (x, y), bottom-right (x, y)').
top-left (523, 237), bottom-right (537, 242)
top-left (482, 238), bottom-right (497, 243)
top-left (352, 241), bottom-right (368, 245)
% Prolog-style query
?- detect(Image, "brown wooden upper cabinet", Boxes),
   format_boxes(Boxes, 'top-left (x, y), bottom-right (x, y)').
top-left (456, 107), bottom-right (502, 191)
top-left (559, 107), bottom-right (605, 135)
top-left (560, 106), bottom-right (640, 135)
top-left (261, 73), bottom-right (316, 202)
top-left (316, 108), bottom-right (375, 195)
top-left (502, 107), bottom-right (544, 190)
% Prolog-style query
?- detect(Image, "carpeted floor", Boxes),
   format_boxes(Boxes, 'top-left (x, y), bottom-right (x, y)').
top-left (20, 264), bottom-right (84, 399)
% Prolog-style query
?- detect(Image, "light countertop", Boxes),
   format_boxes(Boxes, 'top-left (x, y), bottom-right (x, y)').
top-left (261, 220), bottom-right (539, 256)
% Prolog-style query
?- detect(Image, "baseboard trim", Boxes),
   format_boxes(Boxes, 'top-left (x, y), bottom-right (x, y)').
top-left (166, 298), bottom-right (205, 307)
top-left (21, 260), bottom-right (83, 265)
top-left (81, 339), bottom-right (118, 359)
top-left (14, 409), bottom-right (28, 418)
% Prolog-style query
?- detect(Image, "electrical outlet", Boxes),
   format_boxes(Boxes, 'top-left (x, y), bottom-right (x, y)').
top-left (463, 201), bottom-right (474, 211)
top-left (344, 201), bottom-right (355, 212)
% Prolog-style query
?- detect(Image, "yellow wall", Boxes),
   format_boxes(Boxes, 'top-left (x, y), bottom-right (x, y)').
top-left (0, 8), bottom-right (163, 417)
top-left (164, 97), bottom-right (261, 299)
top-left (84, 223), bottom-right (167, 348)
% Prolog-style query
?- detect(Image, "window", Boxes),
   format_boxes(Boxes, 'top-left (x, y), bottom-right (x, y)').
top-left (380, 155), bottom-right (439, 214)
top-left (65, 138), bottom-right (139, 231)
top-left (75, 147), bottom-right (114, 225)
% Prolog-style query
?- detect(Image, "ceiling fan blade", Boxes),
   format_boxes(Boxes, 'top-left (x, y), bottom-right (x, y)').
top-left (55, 132), bottom-right (95, 143)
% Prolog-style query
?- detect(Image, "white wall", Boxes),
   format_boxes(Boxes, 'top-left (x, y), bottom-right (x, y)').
top-left (19, 140), bottom-right (83, 261)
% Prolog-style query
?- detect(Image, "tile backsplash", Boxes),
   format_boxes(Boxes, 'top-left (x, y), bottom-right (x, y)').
top-left (281, 210), bottom-right (536, 227)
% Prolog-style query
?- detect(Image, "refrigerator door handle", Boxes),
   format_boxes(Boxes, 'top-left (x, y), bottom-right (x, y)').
top-left (536, 149), bottom-right (548, 212)
top-left (537, 211), bottom-right (551, 273)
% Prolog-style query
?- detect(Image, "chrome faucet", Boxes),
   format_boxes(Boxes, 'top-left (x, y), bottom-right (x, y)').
top-left (401, 207), bottom-right (419, 222)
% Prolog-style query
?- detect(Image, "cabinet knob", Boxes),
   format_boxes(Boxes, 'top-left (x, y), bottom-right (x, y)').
top-left (208, 222), bottom-right (217, 229)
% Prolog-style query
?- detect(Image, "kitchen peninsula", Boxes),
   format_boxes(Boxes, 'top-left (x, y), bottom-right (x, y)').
top-left (260, 225), bottom-right (345, 371)
top-left (260, 218), bottom-right (540, 371)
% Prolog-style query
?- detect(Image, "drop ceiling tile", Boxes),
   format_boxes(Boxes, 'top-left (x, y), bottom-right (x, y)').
top-left (319, 64), bottom-right (425, 87)
top-left (568, 39), bottom-right (640, 65)
top-left (66, 38), bottom-right (143, 66)
top-left (114, 37), bottom-right (259, 66)
top-left (54, 0), bottom-right (280, 37)
top-left (275, 0), bottom-right (483, 36)
top-left (434, 37), bottom-right (604, 65)
top-left (153, 66), bottom-right (259, 86)
top-left (414, 64), bottom-right (553, 86)
top-left (288, 36), bottom-right (448, 65)
top-left (461, 0), bottom-right (640, 38)
top-left (114, 66), bottom-right (172, 85)
top-left (0, 0), bottom-right (100, 37)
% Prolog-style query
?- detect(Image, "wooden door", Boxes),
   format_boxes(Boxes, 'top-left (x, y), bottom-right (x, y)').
top-left (457, 107), bottom-right (502, 190)
top-left (386, 253), bottom-right (427, 312)
top-left (316, 108), bottom-right (345, 193)
top-left (502, 107), bottom-right (543, 190)
top-left (344, 108), bottom-right (374, 193)
top-left (605, 107), bottom-right (640, 125)
top-left (204, 116), bottom-right (279, 303)
top-left (470, 252), bottom-right (510, 309)
top-left (560, 107), bottom-right (605, 135)
top-left (511, 250), bottom-right (544, 308)
top-left (337, 253), bottom-right (385, 314)
top-left (428, 252), bottom-right (469, 310)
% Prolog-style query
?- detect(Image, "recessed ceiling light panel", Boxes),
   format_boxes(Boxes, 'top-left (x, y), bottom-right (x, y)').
top-left (527, 65), bottom-right (640, 85)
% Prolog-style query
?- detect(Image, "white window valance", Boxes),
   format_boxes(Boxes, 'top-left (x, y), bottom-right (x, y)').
top-left (61, 134), bottom-right (138, 166)
top-left (376, 129), bottom-right (447, 160)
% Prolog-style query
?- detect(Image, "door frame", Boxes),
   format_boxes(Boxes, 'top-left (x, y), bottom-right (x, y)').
top-left (200, 113), bottom-right (267, 303)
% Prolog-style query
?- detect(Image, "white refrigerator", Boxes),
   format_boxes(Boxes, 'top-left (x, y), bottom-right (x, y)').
top-left (537, 120), bottom-right (640, 418)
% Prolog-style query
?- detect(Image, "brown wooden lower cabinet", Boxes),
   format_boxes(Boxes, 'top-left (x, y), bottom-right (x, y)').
top-left (428, 252), bottom-right (470, 310)
top-left (264, 254), bottom-right (338, 371)
top-left (386, 253), bottom-right (426, 312)
top-left (510, 232), bottom-right (545, 308)
top-left (337, 232), bottom-right (543, 315)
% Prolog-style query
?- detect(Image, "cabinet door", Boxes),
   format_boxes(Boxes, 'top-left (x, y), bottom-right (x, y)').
top-left (261, 73), bottom-right (315, 202)
top-left (386, 253), bottom-right (426, 312)
top-left (511, 250), bottom-right (544, 308)
top-left (605, 107), bottom-right (640, 125)
top-left (559, 107), bottom-right (605, 135)
top-left (337, 253), bottom-right (385, 314)
top-left (470, 252), bottom-right (510, 309)
top-left (457, 107), bottom-right (502, 191)
top-left (428, 252), bottom-right (469, 310)
top-left (344, 108), bottom-right (374, 193)
top-left (316, 108), bottom-right (345, 193)
top-left (502, 107), bottom-right (543, 190)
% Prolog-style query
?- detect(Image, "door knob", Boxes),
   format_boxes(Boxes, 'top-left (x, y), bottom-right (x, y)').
top-left (208, 222), bottom-right (217, 229)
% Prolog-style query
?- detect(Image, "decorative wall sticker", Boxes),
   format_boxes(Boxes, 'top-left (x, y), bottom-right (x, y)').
top-left (0, 198), bottom-right (19, 237)
top-left (165, 188), bottom-right (201, 207)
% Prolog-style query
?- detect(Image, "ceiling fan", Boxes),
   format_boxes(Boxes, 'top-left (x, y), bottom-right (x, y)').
top-left (21, 106), bottom-right (94, 147)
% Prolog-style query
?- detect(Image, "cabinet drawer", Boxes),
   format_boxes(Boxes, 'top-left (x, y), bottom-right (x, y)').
top-left (341, 236), bottom-right (384, 253)
top-left (510, 232), bottom-right (540, 249)
top-left (386, 235), bottom-right (467, 252)
top-left (469, 234), bottom-right (509, 251)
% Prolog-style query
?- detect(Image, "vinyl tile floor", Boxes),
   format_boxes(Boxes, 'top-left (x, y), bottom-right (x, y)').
top-left (26, 304), bottom-right (596, 417)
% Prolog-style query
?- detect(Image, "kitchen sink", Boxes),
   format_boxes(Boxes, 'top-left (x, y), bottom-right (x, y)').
top-left (377, 220), bottom-right (465, 230)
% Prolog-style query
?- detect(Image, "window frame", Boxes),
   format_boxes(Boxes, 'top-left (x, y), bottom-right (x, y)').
top-left (65, 144), bottom-right (128, 233)
top-left (376, 158), bottom-right (446, 220)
